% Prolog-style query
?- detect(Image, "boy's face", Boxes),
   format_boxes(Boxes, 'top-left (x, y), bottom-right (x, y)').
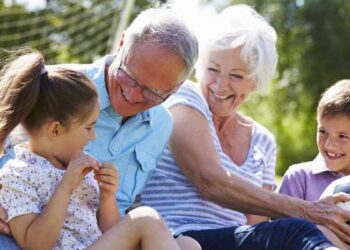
top-left (317, 114), bottom-right (350, 174)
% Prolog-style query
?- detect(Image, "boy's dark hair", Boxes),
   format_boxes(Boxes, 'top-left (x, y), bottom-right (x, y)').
top-left (0, 50), bottom-right (98, 153)
top-left (317, 79), bottom-right (350, 120)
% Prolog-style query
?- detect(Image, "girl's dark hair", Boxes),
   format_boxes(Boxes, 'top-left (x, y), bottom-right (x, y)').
top-left (317, 79), bottom-right (350, 120)
top-left (0, 50), bottom-right (98, 153)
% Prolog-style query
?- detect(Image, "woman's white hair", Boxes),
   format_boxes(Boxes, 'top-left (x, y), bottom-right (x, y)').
top-left (196, 4), bottom-right (278, 91)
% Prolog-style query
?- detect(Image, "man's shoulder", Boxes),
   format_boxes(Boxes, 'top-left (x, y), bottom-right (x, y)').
top-left (149, 105), bottom-right (173, 131)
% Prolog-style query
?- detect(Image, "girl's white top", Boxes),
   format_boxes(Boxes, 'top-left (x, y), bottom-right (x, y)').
top-left (0, 145), bottom-right (102, 250)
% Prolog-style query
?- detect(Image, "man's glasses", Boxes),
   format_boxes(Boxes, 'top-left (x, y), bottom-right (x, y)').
top-left (114, 61), bottom-right (182, 104)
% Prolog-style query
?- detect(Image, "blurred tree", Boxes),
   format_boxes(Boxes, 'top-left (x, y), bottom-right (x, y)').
top-left (0, 0), bottom-right (151, 64)
top-left (237, 0), bottom-right (350, 175)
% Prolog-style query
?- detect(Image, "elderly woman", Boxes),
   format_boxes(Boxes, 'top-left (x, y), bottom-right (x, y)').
top-left (141, 4), bottom-right (350, 250)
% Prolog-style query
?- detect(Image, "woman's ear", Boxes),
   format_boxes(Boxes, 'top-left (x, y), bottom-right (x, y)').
top-left (47, 121), bottom-right (65, 139)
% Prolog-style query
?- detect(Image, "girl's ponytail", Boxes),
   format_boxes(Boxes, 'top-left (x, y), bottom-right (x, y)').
top-left (0, 52), bottom-right (43, 153)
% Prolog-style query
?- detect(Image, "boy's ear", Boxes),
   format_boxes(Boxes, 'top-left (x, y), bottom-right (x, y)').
top-left (47, 121), bottom-right (65, 138)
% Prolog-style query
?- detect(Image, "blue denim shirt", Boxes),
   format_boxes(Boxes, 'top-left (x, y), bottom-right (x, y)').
top-left (0, 56), bottom-right (173, 215)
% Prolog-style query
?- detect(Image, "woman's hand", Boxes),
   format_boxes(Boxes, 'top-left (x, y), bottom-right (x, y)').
top-left (308, 193), bottom-right (350, 244)
top-left (60, 155), bottom-right (101, 193)
top-left (94, 162), bottom-right (119, 199)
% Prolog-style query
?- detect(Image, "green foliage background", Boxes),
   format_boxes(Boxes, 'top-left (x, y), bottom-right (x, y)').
top-left (234, 0), bottom-right (350, 175)
top-left (1, 0), bottom-right (350, 176)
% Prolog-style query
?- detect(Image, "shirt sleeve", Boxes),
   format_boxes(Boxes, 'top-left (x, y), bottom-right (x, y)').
top-left (262, 136), bottom-right (277, 189)
top-left (0, 164), bottom-right (41, 221)
top-left (164, 81), bottom-right (211, 120)
top-left (253, 123), bottom-right (277, 189)
top-left (279, 164), bottom-right (307, 200)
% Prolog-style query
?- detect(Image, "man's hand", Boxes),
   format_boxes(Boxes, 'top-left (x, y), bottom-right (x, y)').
top-left (0, 206), bottom-right (10, 235)
top-left (308, 193), bottom-right (350, 244)
top-left (94, 162), bottom-right (119, 199)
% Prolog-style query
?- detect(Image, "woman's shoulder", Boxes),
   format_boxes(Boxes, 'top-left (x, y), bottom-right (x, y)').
top-left (250, 119), bottom-right (276, 143)
top-left (164, 80), bottom-right (211, 117)
top-left (175, 80), bottom-right (203, 98)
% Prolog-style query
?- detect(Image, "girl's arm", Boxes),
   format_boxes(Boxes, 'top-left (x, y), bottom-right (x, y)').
top-left (9, 155), bottom-right (100, 250)
top-left (9, 183), bottom-right (72, 250)
top-left (95, 163), bottom-right (120, 232)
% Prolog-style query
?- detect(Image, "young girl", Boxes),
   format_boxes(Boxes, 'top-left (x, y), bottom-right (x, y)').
top-left (0, 51), bottom-right (200, 250)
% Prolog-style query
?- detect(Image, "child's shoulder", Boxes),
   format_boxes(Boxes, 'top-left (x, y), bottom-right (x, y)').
top-left (285, 155), bottom-right (326, 177)
top-left (0, 147), bottom-right (50, 185)
top-left (283, 160), bottom-right (316, 181)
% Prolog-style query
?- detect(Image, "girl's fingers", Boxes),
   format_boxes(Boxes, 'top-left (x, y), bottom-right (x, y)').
top-left (95, 174), bottom-right (117, 186)
top-left (95, 167), bottom-right (118, 178)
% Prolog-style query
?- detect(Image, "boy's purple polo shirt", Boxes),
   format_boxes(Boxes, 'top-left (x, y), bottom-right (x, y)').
top-left (279, 155), bottom-right (344, 201)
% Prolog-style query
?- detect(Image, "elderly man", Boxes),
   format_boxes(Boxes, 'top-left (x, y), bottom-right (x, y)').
top-left (0, 6), bottom-right (198, 249)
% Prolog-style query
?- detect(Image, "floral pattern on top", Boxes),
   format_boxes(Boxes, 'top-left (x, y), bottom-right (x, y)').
top-left (0, 145), bottom-right (102, 250)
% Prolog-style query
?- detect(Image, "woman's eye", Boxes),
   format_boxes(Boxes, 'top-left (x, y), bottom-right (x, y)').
top-left (229, 74), bottom-right (243, 80)
top-left (208, 67), bottom-right (219, 73)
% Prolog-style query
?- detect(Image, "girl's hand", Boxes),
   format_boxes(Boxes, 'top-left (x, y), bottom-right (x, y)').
top-left (94, 163), bottom-right (119, 199)
top-left (60, 155), bottom-right (101, 193)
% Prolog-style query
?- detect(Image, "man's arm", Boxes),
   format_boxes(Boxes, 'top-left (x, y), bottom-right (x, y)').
top-left (169, 104), bottom-right (350, 243)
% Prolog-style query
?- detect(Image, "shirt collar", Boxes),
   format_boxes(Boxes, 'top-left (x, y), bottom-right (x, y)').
top-left (311, 154), bottom-right (344, 177)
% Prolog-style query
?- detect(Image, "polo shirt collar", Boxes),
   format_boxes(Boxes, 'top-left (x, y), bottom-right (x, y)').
top-left (311, 154), bottom-right (344, 178)
top-left (311, 154), bottom-right (330, 174)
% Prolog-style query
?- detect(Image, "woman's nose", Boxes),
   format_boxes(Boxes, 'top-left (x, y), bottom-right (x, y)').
top-left (213, 74), bottom-right (231, 91)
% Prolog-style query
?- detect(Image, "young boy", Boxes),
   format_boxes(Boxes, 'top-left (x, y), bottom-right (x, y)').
top-left (280, 79), bottom-right (350, 201)
top-left (279, 79), bottom-right (350, 249)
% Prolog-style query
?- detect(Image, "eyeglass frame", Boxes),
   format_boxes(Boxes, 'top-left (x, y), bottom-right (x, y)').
top-left (113, 59), bottom-right (183, 104)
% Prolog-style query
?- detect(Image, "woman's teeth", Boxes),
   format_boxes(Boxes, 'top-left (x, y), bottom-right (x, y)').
top-left (213, 92), bottom-right (233, 100)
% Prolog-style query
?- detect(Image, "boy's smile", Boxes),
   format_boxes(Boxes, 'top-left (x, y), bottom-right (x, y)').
top-left (317, 114), bottom-right (350, 174)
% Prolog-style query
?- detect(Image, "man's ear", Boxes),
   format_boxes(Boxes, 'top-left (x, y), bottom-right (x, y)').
top-left (47, 121), bottom-right (65, 139)
top-left (116, 33), bottom-right (124, 53)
